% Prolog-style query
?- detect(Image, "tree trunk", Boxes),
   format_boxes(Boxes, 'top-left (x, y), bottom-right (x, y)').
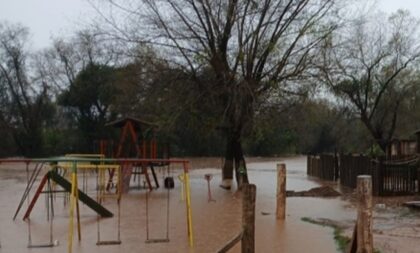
top-left (220, 80), bottom-right (253, 190)
top-left (360, 114), bottom-right (388, 152)
top-left (221, 134), bottom-right (249, 190)
top-left (221, 137), bottom-right (234, 189)
top-left (233, 138), bottom-right (248, 189)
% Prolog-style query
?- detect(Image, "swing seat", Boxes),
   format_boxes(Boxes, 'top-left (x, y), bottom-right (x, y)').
top-left (164, 177), bottom-right (175, 189)
top-left (27, 243), bottom-right (55, 248)
top-left (96, 240), bottom-right (122, 246)
top-left (145, 238), bottom-right (170, 243)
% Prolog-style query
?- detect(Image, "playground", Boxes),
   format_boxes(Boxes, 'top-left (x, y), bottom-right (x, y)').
top-left (0, 156), bottom-right (333, 253)
top-left (0, 156), bottom-right (418, 253)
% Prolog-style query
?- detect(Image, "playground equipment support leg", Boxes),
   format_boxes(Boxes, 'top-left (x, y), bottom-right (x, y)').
top-left (183, 163), bottom-right (193, 247)
top-left (67, 162), bottom-right (77, 253)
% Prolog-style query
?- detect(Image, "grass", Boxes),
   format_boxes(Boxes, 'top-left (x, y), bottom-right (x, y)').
top-left (333, 227), bottom-right (351, 252)
top-left (301, 217), bottom-right (383, 253)
top-left (301, 217), bottom-right (350, 252)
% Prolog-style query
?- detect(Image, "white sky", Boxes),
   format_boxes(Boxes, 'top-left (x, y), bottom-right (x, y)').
top-left (379, 0), bottom-right (420, 14)
top-left (1, 0), bottom-right (420, 50)
top-left (0, 0), bottom-right (92, 49)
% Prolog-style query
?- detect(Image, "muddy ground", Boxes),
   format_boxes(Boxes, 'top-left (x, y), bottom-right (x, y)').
top-left (0, 156), bottom-right (419, 253)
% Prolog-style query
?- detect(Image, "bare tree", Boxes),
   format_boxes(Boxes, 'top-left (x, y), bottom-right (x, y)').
top-left (40, 30), bottom-right (122, 93)
top-left (41, 31), bottom-right (124, 150)
top-left (0, 22), bottom-right (52, 156)
top-left (319, 9), bottom-right (420, 152)
top-left (90, 0), bottom-right (339, 188)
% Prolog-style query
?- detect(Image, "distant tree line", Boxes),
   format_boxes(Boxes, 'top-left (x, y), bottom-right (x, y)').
top-left (0, 1), bottom-right (420, 175)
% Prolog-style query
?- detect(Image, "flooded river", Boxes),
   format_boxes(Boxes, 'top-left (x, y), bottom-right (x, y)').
top-left (0, 157), bottom-right (357, 252)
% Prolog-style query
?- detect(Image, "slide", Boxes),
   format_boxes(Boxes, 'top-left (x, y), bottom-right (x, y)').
top-left (23, 170), bottom-right (113, 220)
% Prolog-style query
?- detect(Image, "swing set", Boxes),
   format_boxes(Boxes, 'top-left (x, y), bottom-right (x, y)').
top-left (145, 162), bottom-right (176, 244)
top-left (96, 163), bottom-right (122, 245)
top-left (0, 156), bottom-right (194, 253)
top-left (27, 170), bottom-right (56, 248)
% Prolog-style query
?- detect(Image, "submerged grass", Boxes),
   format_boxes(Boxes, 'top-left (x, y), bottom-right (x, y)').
top-left (301, 217), bottom-right (350, 252)
top-left (333, 227), bottom-right (351, 252)
top-left (301, 217), bottom-right (382, 253)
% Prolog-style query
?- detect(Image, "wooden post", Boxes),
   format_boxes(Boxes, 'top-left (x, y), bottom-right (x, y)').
top-left (416, 130), bottom-right (420, 193)
top-left (242, 184), bottom-right (256, 253)
top-left (372, 164), bottom-right (380, 196)
top-left (307, 155), bottom-right (311, 175)
top-left (276, 164), bottom-right (286, 220)
top-left (416, 130), bottom-right (420, 154)
top-left (356, 175), bottom-right (373, 253)
top-left (334, 149), bottom-right (339, 181)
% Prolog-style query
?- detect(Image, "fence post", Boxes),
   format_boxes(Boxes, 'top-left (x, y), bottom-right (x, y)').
top-left (372, 162), bottom-right (380, 196)
top-left (356, 175), bottom-right (373, 253)
top-left (276, 164), bottom-right (286, 220)
top-left (378, 158), bottom-right (384, 196)
top-left (334, 151), bottom-right (339, 181)
top-left (340, 155), bottom-right (343, 184)
top-left (307, 156), bottom-right (310, 175)
top-left (242, 184), bottom-right (256, 253)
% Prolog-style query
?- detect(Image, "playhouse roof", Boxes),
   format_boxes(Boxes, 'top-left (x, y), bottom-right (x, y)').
top-left (106, 116), bottom-right (158, 129)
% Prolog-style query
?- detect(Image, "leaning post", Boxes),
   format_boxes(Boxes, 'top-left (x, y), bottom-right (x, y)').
top-left (276, 164), bottom-right (286, 220)
top-left (356, 175), bottom-right (373, 253)
top-left (242, 184), bottom-right (256, 253)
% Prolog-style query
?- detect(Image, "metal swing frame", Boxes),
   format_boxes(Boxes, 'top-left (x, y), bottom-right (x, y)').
top-left (96, 164), bottom-right (122, 246)
top-left (1, 157), bottom-right (194, 249)
top-left (145, 164), bottom-right (171, 244)
top-left (27, 177), bottom-right (57, 248)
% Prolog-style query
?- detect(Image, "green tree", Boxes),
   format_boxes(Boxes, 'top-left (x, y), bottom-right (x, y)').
top-left (58, 63), bottom-right (118, 150)
top-left (112, 59), bottom-right (226, 156)
top-left (45, 30), bottom-right (123, 152)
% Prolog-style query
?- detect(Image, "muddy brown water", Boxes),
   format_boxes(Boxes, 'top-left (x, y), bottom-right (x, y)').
top-left (0, 157), bottom-right (351, 253)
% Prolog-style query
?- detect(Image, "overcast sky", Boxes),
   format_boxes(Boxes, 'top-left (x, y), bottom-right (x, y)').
top-left (1, 0), bottom-right (420, 50)
top-left (0, 0), bottom-right (91, 49)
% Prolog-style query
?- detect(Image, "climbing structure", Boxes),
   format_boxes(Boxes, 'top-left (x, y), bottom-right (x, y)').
top-left (101, 117), bottom-right (168, 191)
top-left (108, 117), bottom-right (158, 159)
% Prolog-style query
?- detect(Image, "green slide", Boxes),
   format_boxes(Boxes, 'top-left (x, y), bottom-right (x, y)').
top-left (48, 170), bottom-right (113, 217)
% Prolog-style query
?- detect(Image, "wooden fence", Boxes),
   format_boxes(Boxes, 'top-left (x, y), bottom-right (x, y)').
top-left (307, 154), bottom-right (419, 196)
top-left (307, 154), bottom-right (338, 181)
top-left (339, 155), bottom-right (373, 189)
top-left (379, 159), bottom-right (418, 195)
